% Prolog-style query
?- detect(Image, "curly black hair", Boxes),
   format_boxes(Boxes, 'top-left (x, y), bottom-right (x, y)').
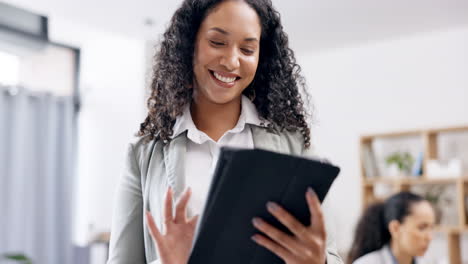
top-left (138, 0), bottom-right (312, 147)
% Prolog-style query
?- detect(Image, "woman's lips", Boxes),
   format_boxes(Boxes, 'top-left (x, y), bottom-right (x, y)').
top-left (209, 70), bottom-right (240, 88)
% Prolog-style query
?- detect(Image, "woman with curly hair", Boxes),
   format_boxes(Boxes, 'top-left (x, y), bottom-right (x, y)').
top-left (348, 192), bottom-right (435, 264)
top-left (107, 0), bottom-right (342, 263)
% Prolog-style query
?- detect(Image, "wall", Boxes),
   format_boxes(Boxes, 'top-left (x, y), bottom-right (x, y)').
top-left (297, 26), bottom-right (468, 260)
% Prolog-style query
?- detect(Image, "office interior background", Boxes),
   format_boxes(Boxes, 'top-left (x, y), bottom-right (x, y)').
top-left (1, 0), bottom-right (467, 263)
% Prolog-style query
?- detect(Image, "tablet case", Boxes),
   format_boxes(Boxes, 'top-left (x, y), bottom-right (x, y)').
top-left (188, 147), bottom-right (340, 264)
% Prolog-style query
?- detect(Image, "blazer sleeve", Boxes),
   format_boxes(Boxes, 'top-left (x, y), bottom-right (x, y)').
top-left (303, 146), bottom-right (344, 264)
top-left (322, 198), bottom-right (343, 264)
top-left (107, 143), bottom-right (146, 263)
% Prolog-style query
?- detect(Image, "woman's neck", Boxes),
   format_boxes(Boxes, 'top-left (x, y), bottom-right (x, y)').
top-left (191, 96), bottom-right (242, 142)
top-left (390, 241), bottom-right (413, 264)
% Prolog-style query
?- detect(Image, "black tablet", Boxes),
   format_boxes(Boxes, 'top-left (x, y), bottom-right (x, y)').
top-left (188, 147), bottom-right (340, 264)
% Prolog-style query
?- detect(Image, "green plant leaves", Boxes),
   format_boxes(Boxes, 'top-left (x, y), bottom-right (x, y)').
top-left (2, 253), bottom-right (32, 264)
top-left (385, 151), bottom-right (414, 173)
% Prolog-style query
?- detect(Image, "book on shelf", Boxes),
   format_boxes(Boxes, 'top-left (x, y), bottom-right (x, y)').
top-left (362, 144), bottom-right (379, 178)
top-left (411, 151), bottom-right (424, 177)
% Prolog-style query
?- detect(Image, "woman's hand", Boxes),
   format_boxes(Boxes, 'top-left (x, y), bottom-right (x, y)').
top-left (146, 187), bottom-right (199, 264)
top-left (251, 188), bottom-right (327, 264)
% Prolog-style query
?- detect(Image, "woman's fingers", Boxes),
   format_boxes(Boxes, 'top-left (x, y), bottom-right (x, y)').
top-left (188, 214), bottom-right (199, 228)
top-left (164, 187), bottom-right (174, 223)
top-left (174, 188), bottom-right (192, 223)
top-left (306, 188), bottom-right (326, 238)
top-left (251, 190), bottom-right (328, 263)
top-left (188, 214), bottom-right (199, 222)
top-left (146, 211), bottom-right (162, 242)
top-left (251, 234), bottom-right (290, 261)
top-left (266, 201), bottom-right (308, 240)
top-left (252, 217), bottom-right (305, 256)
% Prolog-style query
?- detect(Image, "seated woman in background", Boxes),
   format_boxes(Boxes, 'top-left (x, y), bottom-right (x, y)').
top-left (347, 191), bottom-right (435, 264)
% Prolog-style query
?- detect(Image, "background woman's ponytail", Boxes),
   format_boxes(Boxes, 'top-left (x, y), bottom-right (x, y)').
top-left (346, 202), bottom-right (388, 263)
top-left (346, 191), bottom-right (425, 264)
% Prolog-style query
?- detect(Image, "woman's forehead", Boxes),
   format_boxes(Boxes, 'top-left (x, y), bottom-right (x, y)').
top-left (200, 1), bottom-right (261, 38)
top-left (405, 201), bottom-right (435, 222)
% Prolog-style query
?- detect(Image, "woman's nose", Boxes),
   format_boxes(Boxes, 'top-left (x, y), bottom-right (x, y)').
top-left (426, 231), bottom-right (433, 242)
top-left (220, 48), bottom-right (240, 71)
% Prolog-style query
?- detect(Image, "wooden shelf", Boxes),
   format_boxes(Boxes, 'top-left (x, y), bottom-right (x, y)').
top-left (361, 125), bottom-right (468, 141)
top-left (430, 125), bottom-right (468, 134)
top-left (92, 232), bottom-right (110, 243)
top-left (434, 226), bottom-right (468, 233)
top-left (363, 177), bottom-right (468, 186)
top-left (361, 130), bottom-right (423, 142)
top-left (359, 124), bottom-right (468, 264)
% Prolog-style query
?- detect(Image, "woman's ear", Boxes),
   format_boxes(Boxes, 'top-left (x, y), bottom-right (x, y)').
top-left (388, 220), bottom-right (400, 238)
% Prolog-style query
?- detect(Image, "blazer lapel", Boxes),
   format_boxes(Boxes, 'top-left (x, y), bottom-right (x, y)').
top-left (163, 133), bottom-right (187, 198)
top-left (251, 125), bottom-right (282, 153)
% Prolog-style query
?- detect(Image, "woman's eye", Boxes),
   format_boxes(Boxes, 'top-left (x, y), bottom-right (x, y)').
top-left (418, 223), bottom-right (431, 231)
top-left (210, 40), bottom-right (224, 46)
top-left (242, 48), bottom-right (254, 55)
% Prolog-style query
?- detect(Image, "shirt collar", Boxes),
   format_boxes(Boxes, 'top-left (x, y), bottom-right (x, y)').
top-left (385, 245), bottom-right (416, 264)
top-left (171, 95), bottom-right (264, 142)
top-left (237, 95), bottom-right (264, 130)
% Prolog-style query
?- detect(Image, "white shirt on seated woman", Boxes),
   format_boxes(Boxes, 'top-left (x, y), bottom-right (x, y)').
top-left (353, 245), bottom-right (420, 264)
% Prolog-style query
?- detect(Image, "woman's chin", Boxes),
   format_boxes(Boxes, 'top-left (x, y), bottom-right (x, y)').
top-left (206, 91), bottom-right (242, 105)
top-left (415, 247), bottom-right (429, 257)
top-left (193, 85), bottom-right (244, 105)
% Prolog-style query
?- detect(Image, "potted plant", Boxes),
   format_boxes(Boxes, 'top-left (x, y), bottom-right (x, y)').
top-left (2, 253), bottom-right (32, 264)
top-left (385, 151), bottom-right (414, 176)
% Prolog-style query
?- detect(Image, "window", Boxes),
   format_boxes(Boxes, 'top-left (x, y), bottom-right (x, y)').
top-left (0, 50), bottom-right (20, 86)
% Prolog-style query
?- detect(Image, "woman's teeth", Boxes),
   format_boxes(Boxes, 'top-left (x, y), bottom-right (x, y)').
top-left (213, 71), bottom-right (236, 83)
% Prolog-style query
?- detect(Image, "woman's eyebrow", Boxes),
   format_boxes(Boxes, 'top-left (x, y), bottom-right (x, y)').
top-left (209, 27), bottom-right (229, 35)
top-left (209, 27), bottom-right (259, 42)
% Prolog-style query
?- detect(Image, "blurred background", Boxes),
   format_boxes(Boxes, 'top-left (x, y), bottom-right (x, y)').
top-left (0, 0), bottom-right (467, 263)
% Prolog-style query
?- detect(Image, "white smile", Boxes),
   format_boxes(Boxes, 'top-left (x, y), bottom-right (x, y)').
top-left (213, 71), bottom-right (237, 83)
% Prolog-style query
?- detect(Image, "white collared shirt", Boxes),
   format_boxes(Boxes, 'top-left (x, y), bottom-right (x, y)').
top-left (171, 95), bottom-right (263, 214)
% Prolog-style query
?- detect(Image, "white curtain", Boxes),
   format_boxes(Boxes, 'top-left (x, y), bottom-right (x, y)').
top-left (0, 85), bottom-right (76, 264)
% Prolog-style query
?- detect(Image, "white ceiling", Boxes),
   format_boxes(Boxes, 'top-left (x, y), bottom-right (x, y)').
top-left (3, 0), bottom-right (468, 52)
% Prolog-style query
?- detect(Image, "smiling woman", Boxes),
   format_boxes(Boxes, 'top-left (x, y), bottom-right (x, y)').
top-left (192, 1), bottom-right (260, 106)
top-left (137, 0), bottom-right (311, 147)
top-left (107, 1), bottom-right (341, 264)
top-left (190, 0), bottom-right (261, 141)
